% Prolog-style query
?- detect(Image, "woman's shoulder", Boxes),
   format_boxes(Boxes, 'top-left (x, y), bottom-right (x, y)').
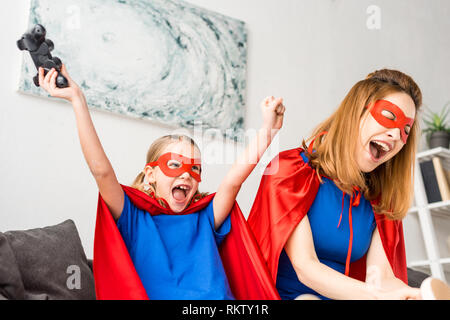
top-left (270, 147), bottom-right (308, 166)
top-left (278, 146), bottom-right (305, 158)
top-left (262, 147), bottom-right (314, 179)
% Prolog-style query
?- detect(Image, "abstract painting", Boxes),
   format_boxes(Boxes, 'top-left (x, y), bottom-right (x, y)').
top-left (18, 0), bottom-right (247, 139)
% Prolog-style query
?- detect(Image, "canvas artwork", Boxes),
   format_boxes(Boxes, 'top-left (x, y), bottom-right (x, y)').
top-left (18, 0), bottom-right (247, 139)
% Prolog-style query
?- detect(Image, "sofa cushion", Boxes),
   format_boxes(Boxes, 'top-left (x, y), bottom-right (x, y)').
top-left (3, 220), bottom-right (96, 300)
top-left (407, 267), bottom-right (430, 288)
top-left (0, 233), bottom-right (25, 299)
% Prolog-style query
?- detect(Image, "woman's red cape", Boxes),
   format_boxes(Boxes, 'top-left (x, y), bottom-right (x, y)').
top-left (93, 185), bottom-right (280, 300)
top-left (247, 147), bottom-right (408, 284)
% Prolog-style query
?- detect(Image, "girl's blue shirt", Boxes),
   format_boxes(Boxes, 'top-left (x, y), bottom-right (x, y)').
top-left (276, 152), bottom-right (376, 300)
top-left (117, 192), bottom-right (235, 300)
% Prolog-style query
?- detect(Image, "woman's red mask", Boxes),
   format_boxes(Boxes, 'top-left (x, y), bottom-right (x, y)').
top-left (366, 99), bottom-right (414, 144)
top-left (147, 152), bottom-right (202, 182)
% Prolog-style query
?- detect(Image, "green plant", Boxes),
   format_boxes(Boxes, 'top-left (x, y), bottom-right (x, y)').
top-left (422, 102), bottom-right (450, 137)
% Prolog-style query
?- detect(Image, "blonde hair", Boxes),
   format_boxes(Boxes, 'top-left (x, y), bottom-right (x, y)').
top-left (303, 69), bottom-right (422, 220)
top-left (131, 134), bottom-right (208, 207)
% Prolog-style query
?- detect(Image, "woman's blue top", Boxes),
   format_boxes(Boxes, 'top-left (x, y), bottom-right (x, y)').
top-left (276, 152), bottom-right (376, 300)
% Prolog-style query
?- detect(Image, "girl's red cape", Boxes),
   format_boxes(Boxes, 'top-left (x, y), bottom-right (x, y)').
top-left (93, 185), bottom-right (280, 300)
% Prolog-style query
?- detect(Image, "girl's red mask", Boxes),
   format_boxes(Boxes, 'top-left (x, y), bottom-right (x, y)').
top-left (147, 152), bottom-right (202, 182)
top-left (366, 99), bottom-right (414, 144)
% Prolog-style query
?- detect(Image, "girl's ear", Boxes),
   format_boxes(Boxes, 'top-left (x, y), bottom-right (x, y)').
top-left (144, 166), bottom-right (157, 184)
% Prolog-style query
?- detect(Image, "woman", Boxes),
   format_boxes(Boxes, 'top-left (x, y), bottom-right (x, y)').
top-left (248, 69), bottom-right (422, 299)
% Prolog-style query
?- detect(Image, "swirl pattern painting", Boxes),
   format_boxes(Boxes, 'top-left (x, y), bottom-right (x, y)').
top-left (18, 0), bottom-right (247, 139)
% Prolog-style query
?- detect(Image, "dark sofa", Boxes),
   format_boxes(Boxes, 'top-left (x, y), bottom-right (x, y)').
top-left (0, 219), bottom-right (429, 300)
top-left (0, 220), bottom-right (96, 299)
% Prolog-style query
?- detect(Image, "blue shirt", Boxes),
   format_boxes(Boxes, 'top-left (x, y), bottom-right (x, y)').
top-left (117, 192), bottom-right (235, 300)
top-left (276, 152), bottom-right (376, 300)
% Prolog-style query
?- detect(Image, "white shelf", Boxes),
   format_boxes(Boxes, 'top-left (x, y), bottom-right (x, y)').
top-left (405, 147), bottom-right (450, 282)
top-left (427, 200), bottom-right (450, 209)
top-left (408, 200), bottom-right (450, 218)
top-left (407, 258), bottom-right (450, 269)
top-left (408, 258), bottom-right (450, 268)
top-left (417, 147), bottom-right (450, 170)
top-left (428, 200), bottom-right (450, 218)
top-left (407, 260), bottom-right (431, 268)
top-left (408, 206), bottom-right (418, 214)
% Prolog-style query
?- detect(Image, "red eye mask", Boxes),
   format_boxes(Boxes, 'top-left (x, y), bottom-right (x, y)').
top-left (147, 152), bottom-right (202, 182)
top-left (366, 99), bottom-right (414, 144)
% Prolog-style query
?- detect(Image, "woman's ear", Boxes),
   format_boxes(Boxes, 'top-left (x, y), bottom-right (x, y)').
top-left (144, 166), bottom-right (157, 184)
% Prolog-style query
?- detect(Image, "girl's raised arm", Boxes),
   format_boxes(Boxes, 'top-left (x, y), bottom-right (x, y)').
top-left (39, 65), bottom-right (124, 220)
top-left (213, 96), bottom-right (285, 229)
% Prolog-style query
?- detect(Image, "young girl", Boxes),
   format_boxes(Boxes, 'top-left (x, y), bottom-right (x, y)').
top-left (248, 69), bottom-right (424, 300)
top-left (38, 65), bottom-right (284, 300)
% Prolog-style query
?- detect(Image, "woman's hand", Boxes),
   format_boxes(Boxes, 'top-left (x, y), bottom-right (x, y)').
top-left (371, 285), bottom-right (422, 300)
top-left (261, 96), bottom-right (285, 131)
top-left (38, 64), bottom-right (83, 103)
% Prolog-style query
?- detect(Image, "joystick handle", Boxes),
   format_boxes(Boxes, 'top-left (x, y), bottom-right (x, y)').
top-left (17, 24), bottom-right (69, 89)
top-left (56, 73), bottom-right (69, 88)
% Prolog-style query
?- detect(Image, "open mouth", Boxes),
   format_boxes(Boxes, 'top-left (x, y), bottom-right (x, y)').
top-left (369, 140), bottom-right (392, 161)
top-left (171, 184), bottom-right (191, 202)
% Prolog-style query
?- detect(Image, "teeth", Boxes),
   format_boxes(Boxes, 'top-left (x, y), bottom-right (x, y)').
top-left (177, 185), bottom-right (189, 190)
top-left (373, 141), bottom-right (390, 152)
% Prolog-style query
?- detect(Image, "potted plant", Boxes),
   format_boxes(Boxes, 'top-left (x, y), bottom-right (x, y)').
top-left (422, 102), bottom-right (450, 149)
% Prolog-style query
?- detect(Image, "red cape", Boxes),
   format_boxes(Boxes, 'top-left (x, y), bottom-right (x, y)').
top-left (247, 147), bottom-right (408, 285)
top-left (93, 185), bottom-right (280, 300)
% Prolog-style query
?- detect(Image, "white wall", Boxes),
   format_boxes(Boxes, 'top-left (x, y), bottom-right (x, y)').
top-left (1, 0), bottom-right (450, 259)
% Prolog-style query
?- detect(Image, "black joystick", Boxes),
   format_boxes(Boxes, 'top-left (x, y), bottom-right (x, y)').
top-left (17, 24), bottom-right (69, 88)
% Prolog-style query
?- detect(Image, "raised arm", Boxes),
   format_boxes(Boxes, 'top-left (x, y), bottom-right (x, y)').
top-left (212, 96), bottom-right (285, 229)
top-left (38, 65), bottom-right (124, 220)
